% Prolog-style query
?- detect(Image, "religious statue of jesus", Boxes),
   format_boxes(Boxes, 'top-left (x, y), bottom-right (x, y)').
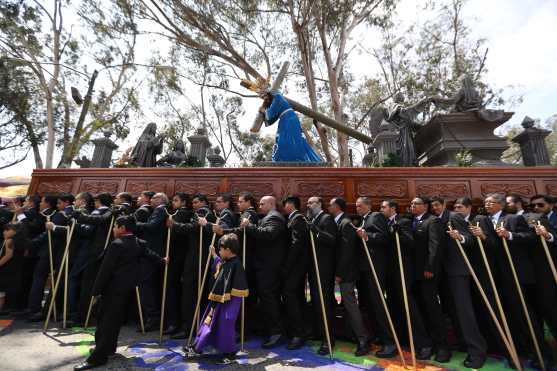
top-left (259, 92), bottom-right (322, 162)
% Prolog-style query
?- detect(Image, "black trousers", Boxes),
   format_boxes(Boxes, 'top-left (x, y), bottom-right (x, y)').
top-left (28, 254), bottom-right (60, 313)
top-left (163, 251), bottom-right (185, 328)
top-left (78, 261), bottom-right (100, 323)
top-left (531, 256), bottom-right (557, 340)
top-left (358, 260), bottom-right (394, 346)
top-left (256, 264), bottom-right (282, 336)
top-left (308, 257), bottom-right (335, 342)
top-left (448, 275), bottom-right (487, 358)
top-left (139, 265), bottom-right (161, 321)
top-left (413, 275), bottom-right (448, 349)
top-left (87, 292), bottom-right (132, 365)
top-left (282, 264), bottom-right (307, 338)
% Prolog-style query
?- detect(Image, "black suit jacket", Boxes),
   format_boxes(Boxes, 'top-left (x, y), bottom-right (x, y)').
top-left (312, 211), bottom-right (337, 276)
top-left (388, 215), bottom-right (415, 281)
top-left (359, 212), bottom-right (390, 272)
top-left (335, 213), bottom-right (359, 283)
top-left (32, 209), bottom-right (68, 259)
top-left (285, 211), bottom-right (309, 277)
top-left (136, 204), bottom-right (168, 256)
top-left (413, 212), bottom-right (444, 280)
top-left (443, 212), bottom-right (474, 276)
top-left (91, 235), bottom-right (163, 296)
top-left (76, 207), bottom-right (114, 261)
top-left (134, 204), bottom-right (152, 223)
top-left (245, 209), bottom-right (287, 271)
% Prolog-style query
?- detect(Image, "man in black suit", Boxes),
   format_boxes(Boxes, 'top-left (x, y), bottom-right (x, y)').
top-left (306, 195), bottom-right (337, 354)
top-left (135, 192), bottom-right (169, 331)
top-left (73, 192), bottom-right (114, 324)
top-left (355, 196), bottom-right (397, 358)
top-left (410, 196), bottom-right (450, 362)
top-left (73, 215), bottom-right (165, 371)
top-left (531, 194), bottom-right (557, 229)
top-left (167, 193), bottom-right (215, 339)
top-left (211, 193), bottom-right (237, 229)
top-left (26, 194), bottom-right (67, 321)
top-left (113, 192), bottom-right (135, 216)
top-left (281, 196), bottom-right (309, 350)
top-left (134, 191), bottom-right (154, 224)
top-left (444, 211), bottom-right (487, 368)
top-left (241, 195), bottom-right (287, 348)
top-left (470, 193), bottom-right (549, 366)
top-left (380, 199), bottom-right (433, 360)
top-left (329, 197), bottom-right (370, 356)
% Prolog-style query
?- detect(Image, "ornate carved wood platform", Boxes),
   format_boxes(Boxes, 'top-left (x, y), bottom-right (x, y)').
top-left (29, 167), bottom-right (557, 211)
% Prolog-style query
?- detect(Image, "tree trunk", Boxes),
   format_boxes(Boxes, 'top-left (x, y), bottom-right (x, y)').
top-left (23, 119), bottom-right (43, 169)
top-left (45, 92), bottom-right (55, 168)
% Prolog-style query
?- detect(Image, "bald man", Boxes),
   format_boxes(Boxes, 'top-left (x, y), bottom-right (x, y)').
top-left (240, 195), bottom-right (288, 348)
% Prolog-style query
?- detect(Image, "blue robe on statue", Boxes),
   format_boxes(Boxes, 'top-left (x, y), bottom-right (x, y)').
top-left (264, 93), bottom-right (322, 162)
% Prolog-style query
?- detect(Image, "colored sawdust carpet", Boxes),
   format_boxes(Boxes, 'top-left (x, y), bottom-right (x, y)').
top-left (0, 319), bottom-right (13, 335)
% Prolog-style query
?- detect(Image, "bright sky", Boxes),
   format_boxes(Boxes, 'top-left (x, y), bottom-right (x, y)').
top-left (2, 0), bottom-right (556, 178)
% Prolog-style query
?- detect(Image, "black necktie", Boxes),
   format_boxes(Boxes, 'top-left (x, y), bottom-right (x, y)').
top-left (412, 217), bottom-right (419, 230)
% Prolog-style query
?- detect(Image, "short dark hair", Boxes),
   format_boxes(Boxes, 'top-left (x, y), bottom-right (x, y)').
top-left (485, 193), bottom-right (505, 205)
top-left (282, 195), bottom-right (301, 210)
top-left (219, 233), bottom-right (240, 255)
top-left (173, 192), bottom-right (190, 205)
top-left (76, 192), bottom-right (95, 211)
top-left (115, 215), bottom-right (136, 233)
top-left (43, 194), bottom-right (59, 209)
top-left (15, 195), bottom-right (26, 206)
top-left (193, 193), bottom-right (209, 205)
top-left (27, 194), bottom-right (41, 209)
top-left (414, 196), bottom-right (431, 206)
top-left (239, 192), bottom-right (257, 208)
top-left (383, 199), bottom-right (398, 211)
top-left (94, 192), bottom-right (113, 207)
top-left (506, 193), bottom-right (523, 206)
top-left (430, 196), bottom-right (445, 205)
top-left (218, 193), bottom-right (235, 210)
top-left (357, 196), bottom-right (372, 207)
top-left (455, 197), bottom-right (473, 207)
top-left (141, 191), bottom-right (155, 200)
top-left (117, 192), bottom-right (133, 204)
top-left (530, 194), bottom-right (554, 204)
top-left (59, 192), bottom-right (75, 204)
top-left (331, 197), bottom-right (346, 212)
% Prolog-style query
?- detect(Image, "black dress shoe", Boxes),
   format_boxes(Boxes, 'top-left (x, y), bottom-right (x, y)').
top-left (463, 355), bottom-right (486, 369)
top-left (287, 336), bottom-right (305, 350)
top-left (74, 361), bottom-right (102, 370)
top-left (434, 347), bottom-right (452, 363)
top-left (262, 334), bottom-right (284, 349)
top-left (376, 344), bottom-right (397, 358)
top-left (171, 330), bottom-right (188, 339)
top-left (318, 341), bottom-right (334, 356)
top-left (163, 325), bottom-right (180, 336)
top-left (139, 320), bottom-right (159, 332)
top-left (355, 340), bottom-right (370, 357)
top-left (416, 347), bottom-right (433, 360)
top-left (27, 312), bottom-right (45, 322)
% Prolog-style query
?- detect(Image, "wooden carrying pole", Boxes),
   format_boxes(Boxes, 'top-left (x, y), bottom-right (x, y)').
top-left (537, 221), bottom-right (557, 286)
top-left (197, 226), bottom-right (203, 330)
top-left (473, 222), bottom-right (521, 370)
top-left (309, 230), bottom-right (334, 360)
top-left (43, 221), bottom-right (76, 332)
top-left (358, 231), bottom-right (406, 367)
top-left (45, 214), bottom-right (57, 321)
top-left (136, 286), bottom-right (145, 334)
top-left (159, 211), bottom-right (175, 343)
top-left (394, 231), bottom-right (416, 370)
top-left (240, 228), bottom-right (246, 352)
top-left (84, 217), bottom-right (115, 329)
top-left (498, 222), bottom-right (545, 371)
top-left (63, 222), bottom-right (72, 328)
top-left (448, 224), bottom-right (518, 368)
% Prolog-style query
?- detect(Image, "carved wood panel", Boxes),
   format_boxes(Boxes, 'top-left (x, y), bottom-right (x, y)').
top-left (78, 180), bottom-right (120, 195)
top-left (295, 181), bottom-right (344, 197)
top-left (546, 183), bottom-right (557, 196)
top-left (37, 181), bottom-right (73, 194)
top-left (125, 180), bottom-right (168, 195)
top-left (174, 180), bottom-right (219, 197)
top-left (229, 181), bottom-right (275, 197)
top-left (415, 182), bottom-right (470, 198)
top-left (480, 182), bottom-right (535, 197)
top-left (356, 181), bottom-right (407, 198)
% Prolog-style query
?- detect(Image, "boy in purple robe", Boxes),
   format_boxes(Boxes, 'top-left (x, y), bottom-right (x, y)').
top-left (186, 233), bottom-right (248, 364)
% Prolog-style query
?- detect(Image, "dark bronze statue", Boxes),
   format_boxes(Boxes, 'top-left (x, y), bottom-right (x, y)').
top-left (130, 122), bottom-right (164, 167)
top-left (157, 140), bottom-right (187, 167)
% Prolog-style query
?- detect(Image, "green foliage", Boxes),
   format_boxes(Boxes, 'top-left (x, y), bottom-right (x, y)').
top-left (381, 152), bottom-right (402, 167)
top-left (178, 155), bottom-right (204, 168)
top-left (455, 149), bottom-right (473, 167)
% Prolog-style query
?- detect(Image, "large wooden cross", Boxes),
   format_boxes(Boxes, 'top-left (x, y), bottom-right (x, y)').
top-left (241, 62), bottom-right (372, 144)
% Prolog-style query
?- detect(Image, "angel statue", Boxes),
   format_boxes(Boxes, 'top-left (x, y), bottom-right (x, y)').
top-left (370, 93), bottom-right (431, 167)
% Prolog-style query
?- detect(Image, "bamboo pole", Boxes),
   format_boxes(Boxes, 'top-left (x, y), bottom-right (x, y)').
top-left (536, 221), bottom-right (557, 286)
top-left (394, 230), bottom-right (416, 370)
top-left (45, 213), bottom-right (57, 322)
top-left (159, 210), bottom-right (175, 343)
top-left (136, 286), bottom-right (145, 334)
top-left (473, 222), bottom-right (521, 370)
top-left (498, 222), bottom-right (545, 371)
top-left (240, 227), bottom-right (246, 352)
top-left (309, 230), bottom-right (334, 360)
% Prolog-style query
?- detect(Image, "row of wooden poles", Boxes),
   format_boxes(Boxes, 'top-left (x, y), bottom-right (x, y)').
top-left (38, 213), bottom-right (557, 371)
